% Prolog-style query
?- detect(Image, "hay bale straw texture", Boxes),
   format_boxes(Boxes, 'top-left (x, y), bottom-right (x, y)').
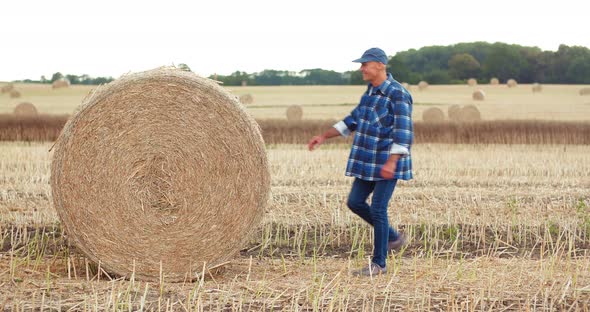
top-left (467, 78), bottom-right (477, 86)
top-left (472, 90), bottom-right (485, 101)
top-left (422, 107), bottom-right (444, 122)
top-left (418, 81), bottom-right (429, 90)
top-left (286, 105), bottom-right (303, 121)
top-left (9, 90), bottom-right (21, 98)
top-left (1, 83), bottom-right (14, 93)
top-left (578, 87), bottom-right (590, 96)
top-left (14, 102), bottom-right (38, 116)
top-left (52, 78), bottom-right (71, 89)
top-left (490, 78), bottom-right (499, 85)
top-left (50, 68), bottom-right (270, 282)
top-left (532, 83), bottom-right (542, 93)
top-left (239, 93), bottom-right (254, 105)
top-left (448, 104), bottom-right (461, 121)
top-left (460, 105), bottom-right (481, 121)
top-left (507, 79), bottom-right (518, 88)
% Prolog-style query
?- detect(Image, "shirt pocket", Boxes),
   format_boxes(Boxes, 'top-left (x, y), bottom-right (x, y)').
top-left (370, 103), bottom-right (393, 128)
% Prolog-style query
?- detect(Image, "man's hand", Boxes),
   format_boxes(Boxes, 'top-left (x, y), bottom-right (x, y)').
top-left (380, 154), bottom-right (401, 179)
top-left (308, 135), bottom-right (326, 151)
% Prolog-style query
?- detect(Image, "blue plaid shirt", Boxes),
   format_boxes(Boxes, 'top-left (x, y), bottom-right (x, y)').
top-left (333, 74), bottom-right (413, 181)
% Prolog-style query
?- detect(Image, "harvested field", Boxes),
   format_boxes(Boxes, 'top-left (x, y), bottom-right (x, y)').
top-left (0, 142), bottom-right (589, 310)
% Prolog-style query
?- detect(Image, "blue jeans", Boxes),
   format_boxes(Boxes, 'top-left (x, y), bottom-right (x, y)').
top-left (347, 178), bottom-right (399, 268)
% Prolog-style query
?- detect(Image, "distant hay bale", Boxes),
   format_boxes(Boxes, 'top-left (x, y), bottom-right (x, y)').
top-left (52, 78), bottom-right (70, 89)
top-left (460, 105), bottom-right (481, 121)
top-left (507, 79), bottom-right (518, 88)
top-left (9, 90), bottom-right (21, 98)
top-left (239, 94), bottom-right (254, 105)
top-left (401, 82), bottom-right (410, 90)
top-left (418, 81), bottom-right (429, 91)
top-left (472, 90), bottom-right (485, 101)
top-left (241, 80), bottom-right (247, 87)
top-left (14, 102), bottom-right (38, 116)
top-left (50, 67), bottom-right (270, 282)
top-left (532, 83), bottom-right (542, 93)
top-left (467, 78), bottom-right (477, 86)
top-left (490, 78), bottom-right (499, 85)
top-left (578, 88), bottom-right (590, 96)
top-left (422, 107), bottom-right (444, 122)
top-left (286, 105), bottom-right (303, 121)
top-left (448, 104), bottom-right (461, 121)
top-left (1, 83), bottom-right (14, 93)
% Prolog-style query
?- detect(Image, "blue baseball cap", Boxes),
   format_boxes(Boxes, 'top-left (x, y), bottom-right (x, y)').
top-left (352, 47), bottom-right (388, 64)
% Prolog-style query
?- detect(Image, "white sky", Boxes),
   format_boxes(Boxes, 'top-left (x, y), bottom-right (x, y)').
top-left (1, 0), bottom-right (588, 81)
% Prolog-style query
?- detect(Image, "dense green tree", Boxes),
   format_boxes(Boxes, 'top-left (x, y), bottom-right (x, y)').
top-left (448, 53), bottom-right (481, 79)
top-left (50, 72), bottom-right (64, 82)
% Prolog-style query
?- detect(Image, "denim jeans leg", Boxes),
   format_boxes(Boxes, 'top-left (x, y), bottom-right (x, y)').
top-left (347, 179), bottom-right (400, 243)
top-left (369, 179), bottom-right (398, 268)
top-left (346, 178), bottom-right (375, 224)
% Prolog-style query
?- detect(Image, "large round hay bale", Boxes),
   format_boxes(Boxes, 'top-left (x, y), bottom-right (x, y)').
top-left (532, 83), bottom-right (542, 93)
top-left (9, 90), bottom-right (21, 98)
top-left (14, 102), bottom-right (38, 116)
top-left (52, 78), bottom-right (70, 89)
top-left (460, 105), bottom-right (481, 121)
top-left (578, 88), bottom-right (590, 96)
top-left (1, 83), bottom-right (14, 94)
top-left (507, 79), bottom-right (517, 88)
top-left (472, 89), bottom-right (485, 101)
top-left (422, 107), bottom-right (444, 122)
top-left (239, 94), bottom-right (254, 105)
top-left (286, 105), bottom-right (303, 121)
top-left (401, 82), bottom-right (410, 90)
top-left (418, 81), bottom-right (429, 91)
top-left (490, 78), bottom-right (499, 85)
top-left (50, 68), bottom-right (270, 282)
top-left (467, 78), bottom-right (477, 86)
top-left (448, 104), bottom-right (461, 121)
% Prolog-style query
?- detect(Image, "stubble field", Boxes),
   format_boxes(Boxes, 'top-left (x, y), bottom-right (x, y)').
top-left (0, 81), bottom-right (589, 310)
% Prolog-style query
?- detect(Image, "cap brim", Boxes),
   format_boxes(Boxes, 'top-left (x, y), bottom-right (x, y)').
top-left (352, 57), bottom-right (370, 63)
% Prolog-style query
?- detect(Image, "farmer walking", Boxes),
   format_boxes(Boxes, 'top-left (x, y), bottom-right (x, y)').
top-left (308, 47), bottom-right (413, 277)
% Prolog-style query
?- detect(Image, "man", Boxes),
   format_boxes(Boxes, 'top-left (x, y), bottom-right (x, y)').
top-left (308, 47), bottom-right (413, 277)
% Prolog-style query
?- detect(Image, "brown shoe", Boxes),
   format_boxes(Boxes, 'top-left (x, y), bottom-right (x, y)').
top-left (351, 263), bottom-right (387, 277)
top-left (388, 233), bottom-right (407, 252)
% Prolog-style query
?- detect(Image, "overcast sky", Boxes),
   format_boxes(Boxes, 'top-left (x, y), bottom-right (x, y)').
top-left (1, 0), bottom-right (588, 81)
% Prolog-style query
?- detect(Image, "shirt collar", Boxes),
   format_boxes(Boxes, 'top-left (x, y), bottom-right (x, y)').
top-left (368, 73), bottom-right (394, 94)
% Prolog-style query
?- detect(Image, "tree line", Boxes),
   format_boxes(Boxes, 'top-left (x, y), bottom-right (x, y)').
top-left (213, 42), bottom-right (590, 85)
top-left (16, 72), bottom-right (115, 85)
top-left (13, 42), bottom-right (590, 86)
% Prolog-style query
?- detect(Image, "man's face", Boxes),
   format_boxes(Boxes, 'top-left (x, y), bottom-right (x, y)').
top-left (359, 61), bottom-right (384, 82)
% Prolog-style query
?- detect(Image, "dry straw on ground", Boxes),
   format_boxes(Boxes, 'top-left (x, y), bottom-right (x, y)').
top-left (239, 94), bottom-right (254, 105)
top-left (9, 90), bottom-right (21, 98)
top-left (467, 78), bottom-right (477, 86)
top-left (579, 87), bottom-right (590, 96)
top-left (448, 104), bottom-right (461, 121)
top-left (507, 79), bottom-right (518, 88)
top-left (1, 83), bottom-right (15, 93)
top-left (460, 104), bottom-right (482, 121)
top-left (490, 78), bottom-right (499, 85)
top-left (286, 105), bottom-right (303, 121)
top-left (13, 102), bottom-right (38, 116)
top-left (50, 67), bottom-right (271, 282)
top-left (418, 81), bottom-right (429, 91)
top-left (472, 89), bottom-right (485, 101)
top-left (52, 78), bottom-right (70, 89)
top-left (422, 107), bottom-right (445, 122)
top-left (532, 83), bottom-right (543, 93)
